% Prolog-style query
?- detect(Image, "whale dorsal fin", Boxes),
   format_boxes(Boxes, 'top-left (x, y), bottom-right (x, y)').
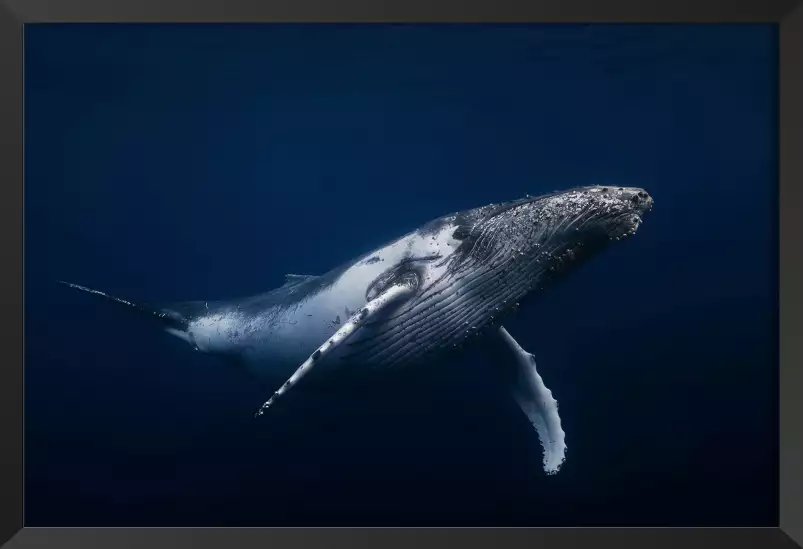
top-left (281, 274), bottom-right (318, 288)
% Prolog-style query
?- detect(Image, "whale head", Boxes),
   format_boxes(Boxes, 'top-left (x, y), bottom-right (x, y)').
top-left (346, 186), bottom-right (653, 366)
top-left (448, 185), bottom-right (654, 277)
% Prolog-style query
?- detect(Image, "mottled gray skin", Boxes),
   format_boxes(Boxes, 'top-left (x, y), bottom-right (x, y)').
top-left (152, 186), bottom-right (652, 384)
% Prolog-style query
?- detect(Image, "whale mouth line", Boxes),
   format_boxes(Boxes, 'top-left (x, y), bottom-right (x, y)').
top-left (605, 211), bottom-right (644, 239)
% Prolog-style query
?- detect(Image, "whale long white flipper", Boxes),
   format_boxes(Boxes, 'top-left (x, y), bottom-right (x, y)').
top-left (254, 280), bottom-right (418, 417)
top-left (497, 326), bottom-right (567, 475)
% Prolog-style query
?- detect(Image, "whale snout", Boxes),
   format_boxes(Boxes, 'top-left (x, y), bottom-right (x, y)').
top-left (619, 187), bottom-right (653, 213)
top-left (585, 185), bottom-right (652, 211)
top-left (573, 186), bottom-right (653, 240)
top-left (585, 185), bottom-right (654, 220)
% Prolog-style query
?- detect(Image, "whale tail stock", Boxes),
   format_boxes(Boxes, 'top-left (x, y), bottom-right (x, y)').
top-left (57, 280), bottom-right (190, 333)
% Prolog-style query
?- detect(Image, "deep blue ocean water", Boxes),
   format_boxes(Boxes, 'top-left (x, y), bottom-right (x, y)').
top-left (24, 24), bottom-right (778, 526)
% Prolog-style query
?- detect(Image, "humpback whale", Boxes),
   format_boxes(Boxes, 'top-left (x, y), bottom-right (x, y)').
top-left (60, 185), bottom-right (653, 475)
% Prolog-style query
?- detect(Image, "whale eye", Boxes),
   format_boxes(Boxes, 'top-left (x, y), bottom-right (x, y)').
top-left (365, 262), bottom-right (424, 301)
top-left (452, 226), bottom-right (471, 240)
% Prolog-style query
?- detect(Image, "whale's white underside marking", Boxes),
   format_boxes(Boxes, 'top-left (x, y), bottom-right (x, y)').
top-left (185, 219), bottom-right (466, 373)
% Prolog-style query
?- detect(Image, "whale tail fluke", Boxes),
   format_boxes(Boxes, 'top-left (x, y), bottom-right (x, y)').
top-left (57, 280), bottom-right (189, 331)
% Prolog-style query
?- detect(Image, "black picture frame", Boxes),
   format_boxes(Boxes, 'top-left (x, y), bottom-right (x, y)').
top-left (2, 1), bottom-right (800, 547)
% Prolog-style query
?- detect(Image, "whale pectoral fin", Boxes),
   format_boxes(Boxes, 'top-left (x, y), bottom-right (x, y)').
top-left (254, 280), bottom-right (417, 418)
top-left (495, 326), bottom-right (567, 475)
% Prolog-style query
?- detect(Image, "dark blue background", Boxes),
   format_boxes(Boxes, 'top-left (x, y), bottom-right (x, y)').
top-left (24, 24), bottom-right (778, 526)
